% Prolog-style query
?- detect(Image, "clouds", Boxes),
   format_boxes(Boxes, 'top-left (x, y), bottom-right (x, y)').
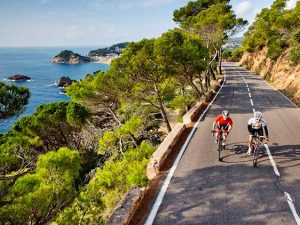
top-left (232, 0), bottom-right (273, 25)
top-left (233, 0), bottom-right (258, 25)
top-left (234, 1), bottom-right (253, 16)
top-left (286, 0), bottom-right (297, 9)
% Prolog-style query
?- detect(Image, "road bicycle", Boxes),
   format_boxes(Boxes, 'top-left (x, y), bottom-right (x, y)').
top-left (212, 130), bottom-right (227, 161)
top-left (251, 133), bottom-right (267, 167)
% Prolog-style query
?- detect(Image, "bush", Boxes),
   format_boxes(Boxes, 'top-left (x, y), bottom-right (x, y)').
top-left (55, 141), bottom-right (155, 224)
top-left (222, 50), bottom-right (232, 61)
top-left (267, 38), bottom-right (286, 60)
top-left (222, 48), bottom-right (243, 62)
top-left (293, 30), bottom-right (300, 44)
top-left (290, 46), bottom-right (300, 64)
top-left (231, 48), bottom-right (244, 61)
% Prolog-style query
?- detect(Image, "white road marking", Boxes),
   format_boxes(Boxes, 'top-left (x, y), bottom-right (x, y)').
top-left (250, 99), bottom-right (254, 106)
top-left (264, 144), bottom-right (280, 177)
top-left (238, 67), bottom-right (300, 225)
top-left (285, 192), bottom-right (300, 225)
top-left (144, 68), bottom-right (228, 225)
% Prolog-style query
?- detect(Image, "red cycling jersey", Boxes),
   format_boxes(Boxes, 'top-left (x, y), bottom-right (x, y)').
top-left (214, 115), bottom-right (233, 131)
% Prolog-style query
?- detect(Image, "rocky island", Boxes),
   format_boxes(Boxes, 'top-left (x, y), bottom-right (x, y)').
top-left (8, 74), bottom-right (31, 81)
top-left (56, 76), bottom-right (76, 87)
top-left (51, 50), bottom-right (92, 64)
top-left (51, 43), bottom-right (129, 65)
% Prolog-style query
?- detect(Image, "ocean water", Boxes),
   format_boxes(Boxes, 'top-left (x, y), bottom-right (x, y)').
top-left (0, 47), bottom-right (109, 133)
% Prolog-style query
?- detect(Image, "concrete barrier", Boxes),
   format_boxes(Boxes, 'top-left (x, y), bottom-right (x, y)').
top-left (107, 78), bottom-right (223, 224)
top-left (182, 101), bottom-right (204, 125)
top-left (106, 186), bottom-right (144, 225)
top-left (146, 123), bottom-right (185, 180)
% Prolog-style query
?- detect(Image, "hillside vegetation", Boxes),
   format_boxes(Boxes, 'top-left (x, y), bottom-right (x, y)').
top-left (239, 0), bottom-right (300, 104)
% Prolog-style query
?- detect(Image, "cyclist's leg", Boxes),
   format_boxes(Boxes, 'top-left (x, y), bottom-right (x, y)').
top-left (247, 128), bottom-right (255, 155)
top-left (222, 129), bottom-right (228, 146)
top-left (215, 124), bottom-right (221, 143)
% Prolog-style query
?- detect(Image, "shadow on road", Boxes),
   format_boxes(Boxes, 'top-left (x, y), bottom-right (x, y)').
top-left (153, 163), bottom-right (296, 225)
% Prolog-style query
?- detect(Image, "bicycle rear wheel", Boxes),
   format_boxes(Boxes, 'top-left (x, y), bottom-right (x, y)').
top-left (252, 147), bottom-right (259, 167)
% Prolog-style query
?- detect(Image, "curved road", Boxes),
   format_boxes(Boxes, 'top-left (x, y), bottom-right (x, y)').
top-left (144, 63), bottom-right (300, 225)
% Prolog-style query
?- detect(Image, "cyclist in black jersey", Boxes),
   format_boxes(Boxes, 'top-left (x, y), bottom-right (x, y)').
top-left (247, 111), bottom-right (269, 155)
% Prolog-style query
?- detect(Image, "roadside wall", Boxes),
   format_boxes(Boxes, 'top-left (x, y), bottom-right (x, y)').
top-left (107, 80), bottom-right (221, 225)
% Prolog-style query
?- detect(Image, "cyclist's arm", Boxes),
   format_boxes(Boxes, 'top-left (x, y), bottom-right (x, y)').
top-left (247, 124), bottom-right (252, 134)
top-left (212, 121), bottom-right (216, 130)
top-left (227, 124), bottom-right (232, 133)
top-left (263, 125), bottom-right (269, 138)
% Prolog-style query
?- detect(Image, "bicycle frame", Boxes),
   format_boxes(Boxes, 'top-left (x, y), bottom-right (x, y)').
top-left (251, 133), bottom-right (266, 167)
top-left (212, 130), bottom-right (226, 161)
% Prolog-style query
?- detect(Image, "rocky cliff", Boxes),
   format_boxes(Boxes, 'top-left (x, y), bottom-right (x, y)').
top-left (239, 47), bottom-right (300, 105)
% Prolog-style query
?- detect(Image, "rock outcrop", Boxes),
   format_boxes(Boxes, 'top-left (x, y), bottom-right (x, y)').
top-left (239, 47), bottom-right (300, 105)
top-left (56, 76), bottom-right (76, 87)
top-left (8, 74), bottom-right (31, 81)
top-left (51, 50), bottom-right (92, 64)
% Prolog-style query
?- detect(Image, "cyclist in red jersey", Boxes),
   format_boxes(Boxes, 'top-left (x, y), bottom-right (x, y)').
top-left (212, 110), bottom-right (233, 146)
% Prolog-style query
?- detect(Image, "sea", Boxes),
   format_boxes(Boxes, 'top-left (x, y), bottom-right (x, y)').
top-left (0, 47), bottom-right (110, 133)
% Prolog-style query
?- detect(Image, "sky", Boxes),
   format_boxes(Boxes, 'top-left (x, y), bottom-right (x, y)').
top-left (0, 0), bottom-right (298, 47)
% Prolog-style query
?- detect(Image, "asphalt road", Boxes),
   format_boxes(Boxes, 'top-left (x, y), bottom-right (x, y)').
top-left (144, 63), bottom-right (300, 225)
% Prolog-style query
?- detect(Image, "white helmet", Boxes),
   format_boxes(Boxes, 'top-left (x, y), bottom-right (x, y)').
top-left (254, 111), bottom-right (262, 119)
top-left (222, 110), bottom-right (229, 117)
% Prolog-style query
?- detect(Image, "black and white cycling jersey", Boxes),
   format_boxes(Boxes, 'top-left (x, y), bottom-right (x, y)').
top-left (248, 117), bottom-right (267, 129)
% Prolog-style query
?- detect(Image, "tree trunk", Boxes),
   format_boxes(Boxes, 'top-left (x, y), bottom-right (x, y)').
top-left (208, 50), bottom-right (218, 80)
top-left (188, 77), bottom-right (202, 99)
top-left (181, 87), bottom-right (189, 112)
top-left (205, 71), bottom-right (209, 91)
top-left (154, 84), bottom-right (172, 133)
top-left (209, 64), bottom-right (216, 81)
top-left (197, 73), bottom-right (205, 94)
top-left (218, 48), bottom-right (222, 75)
top-left (159, 104), bottom-right (172, 133)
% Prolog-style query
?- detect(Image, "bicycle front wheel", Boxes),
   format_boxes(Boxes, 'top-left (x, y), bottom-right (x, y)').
top-left (218, 141), bottom-right (223, 161)
top-left (252, 147), bottom-right (259, 167)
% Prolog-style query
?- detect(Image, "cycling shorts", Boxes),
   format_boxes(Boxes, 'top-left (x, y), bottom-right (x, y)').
top-left (249, 127), bottom-right (263, 136)
top-left (216, 127), bottom-right (228, 133)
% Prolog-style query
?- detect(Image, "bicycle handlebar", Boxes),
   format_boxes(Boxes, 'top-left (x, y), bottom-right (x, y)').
top-left (211, 130), bottom-right (228, 133)
top-left (251, 135), bottom-right (268, 139)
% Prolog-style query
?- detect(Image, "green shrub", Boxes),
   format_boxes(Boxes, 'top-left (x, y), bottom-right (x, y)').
top-left (231, 48), bottom-right (244, 61)
top-left (222, 50), bottom-right (232, 61)
top-left (293, 30), bottom-right (300, 44)
top-left (55, 141), bottom-right (155, 224)
top-left (267, 38), bottom-right (286, 60)
top-left (290, 46), bottom-right (300, 63)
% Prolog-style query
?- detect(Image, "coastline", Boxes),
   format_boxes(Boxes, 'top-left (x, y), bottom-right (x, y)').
top-left (89, 55), bottom-right (118, 65)
top-left (91, 59), bottom-right (112, 65)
